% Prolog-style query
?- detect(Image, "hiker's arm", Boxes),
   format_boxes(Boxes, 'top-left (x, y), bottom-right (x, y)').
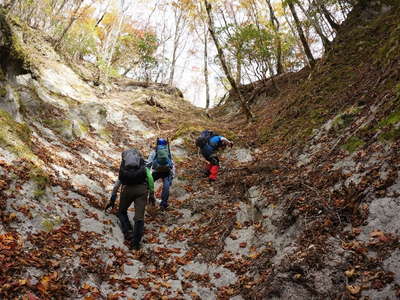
top-left (171, 163), bottom-right (176, 178)
top-left (146, 168), bottom-right (154, 193)
top-left (146, 151), bottom-right (156, 168)
top-left (146, 168), bottom-right (155, 204)
top-left (106, 180), bottom-right (121, 210)
top-left (220, 137), bottom-right (233, 148)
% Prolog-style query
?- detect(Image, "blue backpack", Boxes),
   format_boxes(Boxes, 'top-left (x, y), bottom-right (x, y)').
top-left (196, 130), bottom-right (217, 148)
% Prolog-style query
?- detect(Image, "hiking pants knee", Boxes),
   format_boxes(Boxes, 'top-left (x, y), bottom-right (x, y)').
top-left (152, 171), bottom-right (172, 203)
top-left (118, 183), bottom-right (147, 222)
top-left (201, 149), bottom-right (219, 166)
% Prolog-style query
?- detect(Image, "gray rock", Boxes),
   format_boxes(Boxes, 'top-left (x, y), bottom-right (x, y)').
top-left (359, 197), bottom-right (400, 241)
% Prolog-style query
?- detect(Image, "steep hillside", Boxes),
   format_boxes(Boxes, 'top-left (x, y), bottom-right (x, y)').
top-left (208, 1), bottom-right (400, 299)
top-left (1, 2), bottom-right (400, 300)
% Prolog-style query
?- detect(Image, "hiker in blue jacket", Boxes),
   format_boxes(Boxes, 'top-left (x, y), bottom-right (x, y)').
top-left (147, 138), bottom-right (175, 209)
top-left (196, 131), bottom-right (233, 181)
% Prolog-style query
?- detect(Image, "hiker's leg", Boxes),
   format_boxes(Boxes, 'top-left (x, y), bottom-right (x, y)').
top-left (132, 184), bottom-right (147, 222)
top-left (117, 186), bottom-right (135, 240)
top-left (152, 171), bottom-right (162, 181)
top-left (131, 183), bottom-right (147, 249)
top-left (160, 173), bottom-right (172, 208)
top-left (208, 155), bottom-right (220, 181)
top-left (201, 148), bottom-right (214, 176)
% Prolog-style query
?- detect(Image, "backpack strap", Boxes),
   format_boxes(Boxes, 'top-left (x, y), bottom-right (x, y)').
top-left (167, 138), bottom-right (172, 160)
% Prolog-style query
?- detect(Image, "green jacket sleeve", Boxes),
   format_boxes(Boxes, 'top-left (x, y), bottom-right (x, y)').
top-left (145, 168), bottom-right (154, 193)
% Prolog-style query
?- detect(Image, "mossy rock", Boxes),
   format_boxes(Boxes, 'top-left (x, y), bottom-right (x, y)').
top-left (29, 167), bottom-right (49, 187)
top-left (99, 128), bottom-right (112, 141)
top-left (43, 119), bottom-right (72, 136)
top-left (0, 109), bottom-right (38, 162)
top-left (342, 136), bottom-right (365, 153)
top-left (41, 215), bottom-right (62, 232)
top-left (378, 109), bottom-right (400, 127)
top-left (0, 68), bottom-right (5, 81)
top-left (0, 86), bottom-right (7, 97)
top-left (379, 127), bottom-right (400, 142)
top-left (332, 106), bottom-right (362, 131)
top-left (172, 124), bottom-right (205, 140)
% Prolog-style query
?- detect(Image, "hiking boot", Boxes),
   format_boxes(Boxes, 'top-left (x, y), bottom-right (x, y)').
top-left (131, 220), bottom-right (144, 250)
top-left (117, 212), bottom-right (134, 241)
top-left (131, 241), bottom-right (141, 251)
top-left (160, 201), bottom-right (169, 210)
top-left (124, 230), bottom-right (134, 241)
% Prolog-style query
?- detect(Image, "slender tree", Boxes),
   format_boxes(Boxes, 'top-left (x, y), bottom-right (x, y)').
top-left (204, 0), bottom-right (253, 121)
top-left (265, 0), bottom-right (284, 74)
top-left (54, 0), bottom-right (85, 50)
top-left (286, 0), bottom-right (315, 67)
top-left (296, 0), bottom-right (331, 49)
top-left (203, 25), bottom-right (210, 109)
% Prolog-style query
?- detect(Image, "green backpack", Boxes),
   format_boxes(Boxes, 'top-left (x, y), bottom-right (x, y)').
top-left (154, 145), bottom-right (172, 172)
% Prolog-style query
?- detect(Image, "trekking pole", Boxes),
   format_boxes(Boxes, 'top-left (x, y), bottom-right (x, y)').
top-left (167, 138), bottom-right (173, 160)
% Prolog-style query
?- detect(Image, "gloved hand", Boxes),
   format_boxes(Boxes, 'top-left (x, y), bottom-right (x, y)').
top-left (171, 165), bottom-right (176, 179)
top-left (148, 193), bottom-right (156, 205)
top-left (105, 194), bottom-right (117, 211)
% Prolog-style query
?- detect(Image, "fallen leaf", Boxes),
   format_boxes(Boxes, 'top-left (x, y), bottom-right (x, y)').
top-left (239, 242), bottom-right (247, 248)
top-left (345, 269), bottom-right (356, 278)
top-left (346, 285), bottom-right (361, 295)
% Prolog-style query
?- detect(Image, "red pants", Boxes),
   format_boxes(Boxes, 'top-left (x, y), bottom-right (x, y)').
top-left (207, 163), bottom-right (219, 181)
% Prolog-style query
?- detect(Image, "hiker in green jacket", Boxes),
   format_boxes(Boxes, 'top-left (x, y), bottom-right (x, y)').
top-left (106, 149), bottom-right (155, 250)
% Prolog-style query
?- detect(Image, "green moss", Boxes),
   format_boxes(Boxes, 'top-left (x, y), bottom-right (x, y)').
top-left (0, 87), bottom-right (7, 97)
top-left (0, 69), bottom-right (5, 81)
top-left (78, 121), bottom-right (89, 133)
top-left (376, 22), bottom-right (400, 65)
top-left (172, 124), bottom-right (205, 140)
top-left (34, 188), bottom-right (46, 199)
top-left (342, 136), bottom-right (365, 153)
top-left (379, 127), bottom-right (400, 142)
top-left (98, 107), bottom-right (107, 117)
top-left (29, 168), bottom-right (49, 187)
top-left (395, 83), bottom-right (400, 100)
top-left (379, 110), bottom-right (400, 127)
top-left (99, 128), bottom-right (112, 141)
top-left (0, 109), bottom-right (37, 161)
top-left (30, 167), bottom-right (49, 200)
top-left (332, 107), bottom-right (361, 131)
top-left (43, 119), bottom-right (72, 135)
top-left (41, 216), bottom-right (62, 232)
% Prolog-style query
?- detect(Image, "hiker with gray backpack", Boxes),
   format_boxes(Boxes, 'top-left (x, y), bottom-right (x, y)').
top-left (196, 130), bottom-right (233, 181)
top-left (106, 149), bottom-right (155, 250)
top-left (146, 138), bottom-right (175, 209)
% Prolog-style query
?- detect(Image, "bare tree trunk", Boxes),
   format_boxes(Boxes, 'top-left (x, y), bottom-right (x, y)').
top-left (55, 0), bottom-right (68, 17)
top-left (54, 0), bottom-right (84, 50)
top-left (287, 1), bottom-right (315, 68)
top-left (266, 0), bottom-right (284, 74)
top-left (316, 1), bottom-right (340, 31)
top-left (168, 8), bottom-right (186, 85)
top-left (284, 11), bottom-right (309, 67)
top-left (204, 0), bottom-right (253, 121)
top-left (204, 27), bottom-right (210, 109)
top-left (106, 13), bottom-right (125, 67)
top-left (168, 11), bottom-right (181, 85)
top-left (296, 0), bottom-right (331, 50)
